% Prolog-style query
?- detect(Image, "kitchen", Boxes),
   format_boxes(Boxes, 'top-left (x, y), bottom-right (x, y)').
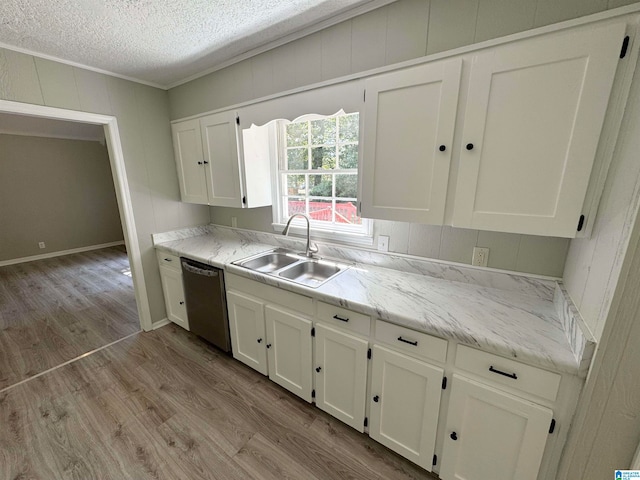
top-left (1, 0), bottom-right (640, 479)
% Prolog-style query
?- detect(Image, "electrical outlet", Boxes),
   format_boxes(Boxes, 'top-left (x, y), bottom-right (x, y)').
top-left (472, 247), bottom-right (489, 267)
top-left (377, 235), bottom-right (390, 252)
top-left (231, 216), bottom-right (238, 228)
top-left (38, 242), bottom-right (46, 249)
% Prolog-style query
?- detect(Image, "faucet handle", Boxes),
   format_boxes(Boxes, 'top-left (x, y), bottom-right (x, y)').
top-left (310, 243), bottom-right (319, 254)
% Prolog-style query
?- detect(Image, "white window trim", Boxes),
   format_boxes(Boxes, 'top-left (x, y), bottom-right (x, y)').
top-left (270, 110), bottom-right (373, 247)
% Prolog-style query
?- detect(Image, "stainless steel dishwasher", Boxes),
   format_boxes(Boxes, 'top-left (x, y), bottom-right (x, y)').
top-left (180, 258), bottom-right (231, 353)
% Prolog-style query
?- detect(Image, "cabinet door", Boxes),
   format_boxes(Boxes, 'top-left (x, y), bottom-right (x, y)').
top-left (453, 23), bottom-right (625, 237)
top-left (159, 266), bottom-right (189, 331)
top-left (265, 305), bottom-right (313, 402)
top-left (201, 111), bottom-right (244, 208)
top-left (361, 59), bottom-right (462, 224)
top-left (227, 291), bottom-right (268, 375)
top-left (171, 119), bottom-right (208, 205)
top-left (440, 374), bottom-right (553, 480)
top-left (315, 324), bottom-right (368, 432)
top-left (369, 345), bottom-right (443, 470)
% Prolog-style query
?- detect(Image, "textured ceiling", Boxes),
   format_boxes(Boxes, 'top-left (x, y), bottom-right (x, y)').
top-left (0, 0), bottom-right (373, 88)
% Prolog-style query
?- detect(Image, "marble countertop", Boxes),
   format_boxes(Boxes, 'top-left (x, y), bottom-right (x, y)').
top-left (155, 226), bottom-right (581, 375)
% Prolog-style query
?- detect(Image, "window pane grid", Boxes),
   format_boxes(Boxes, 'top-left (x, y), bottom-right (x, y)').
top-left (280, 112), bottom-right (361, 229)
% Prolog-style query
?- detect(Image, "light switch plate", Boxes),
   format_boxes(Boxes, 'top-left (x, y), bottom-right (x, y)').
top-left (378, 235), bottom-right (389, 252)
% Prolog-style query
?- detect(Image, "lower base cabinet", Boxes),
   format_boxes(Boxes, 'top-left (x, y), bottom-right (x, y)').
top-left (369, 345), bottom-right (444, 471)
top-left (227, 290), bottom-right (268, 375)
top-left (439, 374), bottom-right (553, 480)
top-left (265, 305), bottom-right (313, 402)
top-left (314, 323), bottom-right (369, 432)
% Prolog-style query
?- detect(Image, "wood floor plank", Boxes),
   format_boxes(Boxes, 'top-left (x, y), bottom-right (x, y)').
top-left (0, 246), bottom-right (140, 390)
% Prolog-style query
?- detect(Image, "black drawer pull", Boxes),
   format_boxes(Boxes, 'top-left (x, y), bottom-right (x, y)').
top-left (373, 395), bottom-right (379, 403)
top-left (397, 336), bottom-right (418, 346)
top-left (316, 367), bottom-right (322, 373)
top-left (164, 258), bottom-right (172, 262)
top-left (333, 314), bottom-right (349, 322)
top-left (179, 301), bottom-right (184, 305)
top-left (489, 366), bottom-right (518, 380)
top-left (257, 338), bottom-right (262, 343)
top-left (266, 343), bottom-right (272, 349)
top-left (450, 432), bottom-right (458, 441)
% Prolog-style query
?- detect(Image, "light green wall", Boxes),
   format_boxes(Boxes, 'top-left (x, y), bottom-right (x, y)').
top-left (169, 0), bottom-right (640, 277)
top-left (0, 134), bottom-right (124, 261)
top-left (0, 50), bottom-right (211, 324)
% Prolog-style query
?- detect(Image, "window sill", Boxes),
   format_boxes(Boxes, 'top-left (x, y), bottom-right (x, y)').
top-left (272, 223), bottom-right (374, 248)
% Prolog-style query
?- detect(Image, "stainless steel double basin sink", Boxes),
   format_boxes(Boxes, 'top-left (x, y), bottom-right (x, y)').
top-left (232, 248), bottom-right (349, 288)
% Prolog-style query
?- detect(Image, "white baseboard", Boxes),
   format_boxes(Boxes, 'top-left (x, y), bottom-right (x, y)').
top-left (152, 318), bottom-right (171, 330)
top-left (0, 241), bottom-right (126, 267)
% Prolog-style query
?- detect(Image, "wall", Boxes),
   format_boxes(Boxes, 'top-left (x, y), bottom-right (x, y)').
top-left (0, 134), bottom-right (124, 261)
top-left (0, 50), bottom-right (211, 325)
top-left (169, 0), bottom-right (638, 278)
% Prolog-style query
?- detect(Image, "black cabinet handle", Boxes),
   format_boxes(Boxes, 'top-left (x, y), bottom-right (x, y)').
top-left (450, 432), bottom-right (458, 441)
top-left (466, 143), bottom-right (474, 151)
top-left (439, 145), bottom-right (446, 152)
top-left (197, 161), bottom-right (203, 165)
top-left (489, 366), bottom-right (518, 380)
top-left (164, 258), bottom-right (172, 262)
top-left (257, 338), bottom-right (262, 343)
top-left (203, 161), bottom-right (209, 164)
top-left (333, 314), bottom-right (349, 322)
top-left (373, 395), bottom-right (380, 403)
top-left (266, 343), bottom-right (272, 349)
top-left (397, 336), bottom-right (418, 346)
top-left (179, 301), bottom-right (184, 305)
top-left (316, 367), bottom-right (322, 373)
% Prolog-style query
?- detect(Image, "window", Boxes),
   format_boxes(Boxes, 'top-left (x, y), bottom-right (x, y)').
top-left (273, 111), bottom-right (370, 241)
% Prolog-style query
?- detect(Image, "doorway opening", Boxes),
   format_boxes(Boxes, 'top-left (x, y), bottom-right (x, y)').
top-left (0, 100), bottom-right (151, 391)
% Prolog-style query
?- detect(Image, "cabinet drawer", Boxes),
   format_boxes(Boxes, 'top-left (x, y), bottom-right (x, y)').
top-left (316, 301), bottom-right (370, 336)
top-left (455, 345), bottom-right (561, 402)
top-left (156, 250), bottom-right (181, 272)
top-left (374, 320), bottom-right (447, 363)
top-left (226, 273), bottom-right (313, 315)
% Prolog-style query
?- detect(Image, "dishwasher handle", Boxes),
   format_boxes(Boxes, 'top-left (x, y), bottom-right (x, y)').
top-left (182, 261), bottom-right (219, 277)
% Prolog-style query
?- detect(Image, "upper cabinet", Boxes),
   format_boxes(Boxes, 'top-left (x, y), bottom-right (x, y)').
top-left (171, 111), bottom-right (271, 208)
top-left (452, 23), bottom-right (625, 237)
top-left (360, 59), bottom-right (462, 224)
top-left (360, 22), bottom-right (628, 237)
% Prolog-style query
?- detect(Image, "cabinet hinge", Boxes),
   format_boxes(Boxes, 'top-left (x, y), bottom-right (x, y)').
top-left (367, 348), bottom-right (371, 359)
top-left (363, 89), bottom-right (366, 102)
top-left (236, 115), bottom-right (240, 125)
top-left (549, 418), bottom-right (556, 434)
top-left (442, 376), bottom-right (447, 390)
top-left (577, 214), bottom-right (585, 232)
top-left (312, 389), bottom-right (316, 398)
top-left (242, 196), bottom-right (247, 205)
top-left (432, 454), bottom-right (437, 466)
top-left (621, 35), bottom-right (630, 59)
top-left (311, 327), bottom-right (315, 337)
top-left (364, 417), bottom-right (368, 427)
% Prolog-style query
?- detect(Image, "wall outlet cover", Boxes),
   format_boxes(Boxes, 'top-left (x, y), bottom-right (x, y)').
top-left (38, 242), bottom-right (46, 249)
top-left (472, 247), bottom-right (489, 267)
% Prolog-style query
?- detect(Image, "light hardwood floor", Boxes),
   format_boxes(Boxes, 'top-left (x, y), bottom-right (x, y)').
top-left (0, 324), bottom-right (438, 479)
top-left (0, 246), bottom-right (140, 390)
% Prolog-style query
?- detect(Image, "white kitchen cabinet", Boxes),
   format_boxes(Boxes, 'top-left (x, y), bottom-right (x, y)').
top-left (170, 111), bottom-right (271, 208)
top-left (156, 252), bottom-right (189, 330)
top-left (361, 59), bottom-right (462, 224)
top-left (265, 305), bottom-right (313, 402)
top-left (439, 374), bottom-right (553, 480)
top-left (227, 290), bottom-right (268, 375)
top-left (369, 344), bottom-right (444, 471)
top-left (171, 119), bottom-right (208, 204)
top-left (314, 323), bottom-right (369, 432)
top-left (452, 23), bottom-right (625, 237)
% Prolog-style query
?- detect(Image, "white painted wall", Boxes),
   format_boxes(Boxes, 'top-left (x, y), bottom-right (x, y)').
top-left (0, 51), bottom-right (211, 325)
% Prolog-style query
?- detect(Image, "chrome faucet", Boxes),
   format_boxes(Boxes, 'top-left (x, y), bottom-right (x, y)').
top-left (282, 213), bottom-right (319, 258)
